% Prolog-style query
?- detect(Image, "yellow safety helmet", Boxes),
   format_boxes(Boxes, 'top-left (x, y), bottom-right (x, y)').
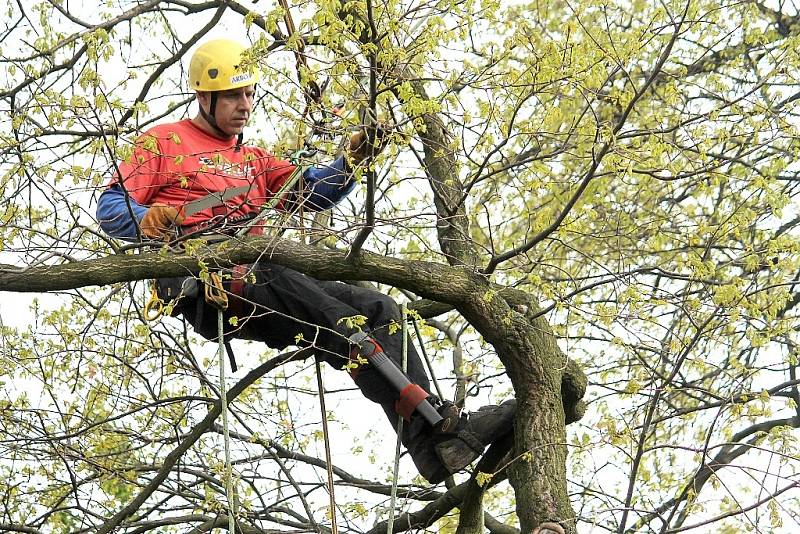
top-left (188, 39), bottom-right (260, 92)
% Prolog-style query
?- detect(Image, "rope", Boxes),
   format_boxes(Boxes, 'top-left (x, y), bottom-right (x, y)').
top-left (205, 272), bottom-right (228, 310)
top-left (289, 149), bottom-right (315, 243)
top-left (411, 318), bottom-right (445, 401)
top-left (387, 304), bottom-right (408, 534)
top-left (276, 0), bottom-right (320, 181)
top-left (217, 307), bottom-right (236, 533)
top-left (144, 272), bottom-right (235, 532)
top-left (315, 358), bottom-right (339, 534)
top-left (277, 0), bottom-right (320, 115)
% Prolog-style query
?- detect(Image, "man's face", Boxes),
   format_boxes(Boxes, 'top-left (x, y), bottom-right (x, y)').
top-left (198, 85), bottom-right (255, 136)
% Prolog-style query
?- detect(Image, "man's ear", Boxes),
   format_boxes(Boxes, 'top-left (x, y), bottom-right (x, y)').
top-left (196, 91), bottom-right (209, 110)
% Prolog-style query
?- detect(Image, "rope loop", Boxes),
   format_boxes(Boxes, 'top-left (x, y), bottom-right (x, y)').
top-left (205, 272), bottom-right (229, 310)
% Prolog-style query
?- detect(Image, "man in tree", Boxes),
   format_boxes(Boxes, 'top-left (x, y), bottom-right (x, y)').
top-left (96, 38), bottom-right (515, 484)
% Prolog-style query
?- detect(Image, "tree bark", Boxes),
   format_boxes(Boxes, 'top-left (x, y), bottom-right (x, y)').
top-left (456, 279), bottom-right (576, 532)
top-left (410, 91), bottom-right (475, 268)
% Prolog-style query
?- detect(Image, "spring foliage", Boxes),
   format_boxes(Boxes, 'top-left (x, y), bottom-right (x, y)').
top-left (1, 0), bottom-right (800, 532)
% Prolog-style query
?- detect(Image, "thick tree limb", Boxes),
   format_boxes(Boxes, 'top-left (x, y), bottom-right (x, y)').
top-left (0, 237), bottom-right (586, 424)
top-left (0, 525), bottom-right (42, 534)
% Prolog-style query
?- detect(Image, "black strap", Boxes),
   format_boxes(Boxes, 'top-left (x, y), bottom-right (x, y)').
top-left (198, 93), bottom-right (229, 138)
top-left (224, 340), bottom-right (238, 372)
top-left (194, 292), bottom-right (206, 334)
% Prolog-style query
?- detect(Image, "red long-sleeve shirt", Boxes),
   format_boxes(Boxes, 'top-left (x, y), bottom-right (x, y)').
top-left (112, 119), bottom-right (295, 226)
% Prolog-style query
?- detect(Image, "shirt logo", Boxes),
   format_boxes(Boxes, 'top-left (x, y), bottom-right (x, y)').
top-left (198, 156), bottom-right (253, 178)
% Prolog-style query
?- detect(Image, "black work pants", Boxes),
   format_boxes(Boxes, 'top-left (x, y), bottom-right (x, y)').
top-left (179, 262), bottom-right (444, 481)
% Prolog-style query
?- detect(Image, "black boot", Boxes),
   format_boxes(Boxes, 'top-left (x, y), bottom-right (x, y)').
top-left (432, 399), bottom-right (516, 475)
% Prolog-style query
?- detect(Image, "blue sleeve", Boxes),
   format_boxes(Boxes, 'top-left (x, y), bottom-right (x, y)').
top-left (300, 156), bottom-right (356, 211)
top-left (96, 185), bottom-right (148, 240)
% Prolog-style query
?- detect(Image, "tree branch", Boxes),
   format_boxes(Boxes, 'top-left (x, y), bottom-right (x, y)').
top-left (97, 348), bottom-right (313, 534)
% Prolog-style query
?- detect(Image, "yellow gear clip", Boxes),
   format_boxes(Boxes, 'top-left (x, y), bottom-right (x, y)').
top-left (144, 283), bottom-right (165, 321)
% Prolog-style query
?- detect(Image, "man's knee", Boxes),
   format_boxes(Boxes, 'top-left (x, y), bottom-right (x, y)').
top-left (361, 289), bottom-right (402, 324)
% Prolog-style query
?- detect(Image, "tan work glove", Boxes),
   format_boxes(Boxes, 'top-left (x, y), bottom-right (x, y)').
top-left (347, 123), bottom-right (390, 166)
top-left (140, 204), bottom-right (185, 240)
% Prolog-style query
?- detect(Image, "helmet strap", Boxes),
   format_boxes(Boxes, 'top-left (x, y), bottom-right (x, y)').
top-left (198, 93), bottom-right (229, 138)
top-left (198, 92), bottom-right (245, 151)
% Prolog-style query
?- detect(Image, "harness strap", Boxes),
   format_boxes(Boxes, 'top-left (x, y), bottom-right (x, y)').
top-left (227, 264), bottom-right (249, 317)
top-left (223, 264), bottom-right (250, 373)
top-left (223, 341), bottom-right (238, 373)
top-left (198, 94), bottom-right (228, 138)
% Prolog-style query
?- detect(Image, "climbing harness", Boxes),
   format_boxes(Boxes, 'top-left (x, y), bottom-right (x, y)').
top-left (141, 152), bottom-right (320, 533)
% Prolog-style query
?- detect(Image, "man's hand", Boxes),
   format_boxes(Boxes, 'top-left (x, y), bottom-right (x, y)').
top-left (347, 123), bottom-right (390, 166)
top-left (140, 204), bottom-right (185, 240)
